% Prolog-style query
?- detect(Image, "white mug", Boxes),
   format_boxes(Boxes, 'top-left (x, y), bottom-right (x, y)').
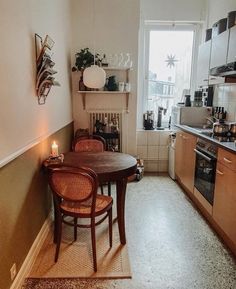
top-left (125, 82), bottom-right (131, 92)
top-left (118, 82), bottom-right (125, 92)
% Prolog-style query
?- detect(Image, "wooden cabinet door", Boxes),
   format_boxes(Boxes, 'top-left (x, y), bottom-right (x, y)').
top-left (213, 163), bottom-right (236, 245)
top-left (181, 132), bottom-right (196, 193)
top-left (175, 131), bottom-right (184, 179)
top-left (175, 131), bottom-right (196, 194)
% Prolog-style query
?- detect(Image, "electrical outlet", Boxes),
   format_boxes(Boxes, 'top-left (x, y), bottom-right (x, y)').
top-left (10, 263), bottom-right (17, 280)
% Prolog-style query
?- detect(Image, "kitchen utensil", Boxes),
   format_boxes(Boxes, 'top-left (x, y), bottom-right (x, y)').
top-left (143, 111), bottom-right (154, 130)
top-left (213, 122), bottom-right (229, 134)
top-left (212, 18), bottom-right (227, 38)
top-left (227, 11), bottom-right (236, 29)
top-left (229, 123), bottom-right (236, 135)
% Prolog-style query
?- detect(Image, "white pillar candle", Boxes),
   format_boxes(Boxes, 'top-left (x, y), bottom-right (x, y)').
top-left (51, 141), bottom-right (59, 157)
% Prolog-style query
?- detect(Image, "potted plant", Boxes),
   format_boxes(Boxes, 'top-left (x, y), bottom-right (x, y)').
top-left (72, 48), bottom-right (101, 72)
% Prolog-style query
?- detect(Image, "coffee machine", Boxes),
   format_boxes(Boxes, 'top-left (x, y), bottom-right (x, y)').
top-left (143, 111), bottom-right (154, 130)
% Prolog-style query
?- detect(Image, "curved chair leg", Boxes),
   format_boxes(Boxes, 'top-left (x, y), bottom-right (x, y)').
top-left (109, 207), bottom-right (113, 248)
top-left (74, 217), bottom-right (77, 241)
top-left (108, 182), bottom-right (111, 196)
top-left (55, 217), bottom-right (62, 262)
top-left (91, 218), bottom-right (97, 272)
top-left (100, 184), bottom-right (104, 195)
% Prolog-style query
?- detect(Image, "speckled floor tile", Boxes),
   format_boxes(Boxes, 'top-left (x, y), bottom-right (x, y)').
top-left (24, 175), bottom-right (236, 289)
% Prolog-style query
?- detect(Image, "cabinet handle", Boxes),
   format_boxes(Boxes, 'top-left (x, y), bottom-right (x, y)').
top-left (179, 134), bottom-right (183, 137)
top-left (223, 157), bottom-right (232, 164)
top-left (182, 136), bottom-right (188, 140)
top-left (203, 79), bottom-right (208, 81)
top-left (210, 77), bottom-right (217, 80)
top-left (216, 169), bottom-right (224, 175)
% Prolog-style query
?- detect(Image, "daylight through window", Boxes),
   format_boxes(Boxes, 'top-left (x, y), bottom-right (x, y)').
top-left (145, 26), bottom-right (195, 127)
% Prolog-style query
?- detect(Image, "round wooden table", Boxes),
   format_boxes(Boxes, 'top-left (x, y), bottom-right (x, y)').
top-left (45, 151), bottom-right (137, 244)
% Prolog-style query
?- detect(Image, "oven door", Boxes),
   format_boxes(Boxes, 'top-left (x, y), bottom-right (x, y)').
top-left (194, 148), bottom-right (217, 205)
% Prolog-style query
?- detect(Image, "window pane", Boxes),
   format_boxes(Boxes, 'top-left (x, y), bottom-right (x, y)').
top-left (147, 29), bottom-right (194, 127)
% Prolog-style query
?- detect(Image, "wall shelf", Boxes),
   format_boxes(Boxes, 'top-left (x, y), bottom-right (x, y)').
top-left (77, 66), bottom-right (131, 112)
top-left (78, 90), bottom-right (130, 112)
top-left (77, 90), bottom-right (128, 94)
top-left (103, 66), bottom-right (132, 71)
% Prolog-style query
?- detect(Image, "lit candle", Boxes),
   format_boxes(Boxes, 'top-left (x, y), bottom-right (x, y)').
top-left (51, 141), bottom-right (59, 157)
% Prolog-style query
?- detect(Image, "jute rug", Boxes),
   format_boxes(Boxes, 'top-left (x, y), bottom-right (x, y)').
top-left (28, 219), bottom-right (131, 279)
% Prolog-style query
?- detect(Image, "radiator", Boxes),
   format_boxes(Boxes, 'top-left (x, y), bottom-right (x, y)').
top-left (88, 111), bottom-right (123, 152)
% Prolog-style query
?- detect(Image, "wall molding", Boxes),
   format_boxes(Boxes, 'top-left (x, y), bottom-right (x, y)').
top-left (10, 216), bottom-right (52, 289)
top-left (0, 120), bottom-right (73, 168)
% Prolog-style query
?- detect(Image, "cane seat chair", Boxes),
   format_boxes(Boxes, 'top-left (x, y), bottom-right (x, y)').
top-left (72, 135), bottom-right (111, 196)
top-left (72, 135), bottom-right (106, 153)
top-left (49, 166), bottom-right (113, 272)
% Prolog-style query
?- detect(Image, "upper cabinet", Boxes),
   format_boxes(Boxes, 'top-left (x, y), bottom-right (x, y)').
top-left (227, 25), bottom-right (236, 64)
top-left (196, 39), bottom-right (225, 87)
top-left (196, 12), bottom-right (236, 87)
top-left (196, 29), bottom-right (236, 87)
top-left (196, 41), bottom-right (211, 87)
top-left (210, 30), bottom-right (229, 70)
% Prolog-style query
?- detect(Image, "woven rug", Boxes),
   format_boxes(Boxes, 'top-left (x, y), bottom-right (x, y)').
top-left (28, 219), bottom-right (131, 279)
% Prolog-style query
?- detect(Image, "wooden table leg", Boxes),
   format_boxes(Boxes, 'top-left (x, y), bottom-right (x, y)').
top-left (116, 177), bottom-right (127, 245)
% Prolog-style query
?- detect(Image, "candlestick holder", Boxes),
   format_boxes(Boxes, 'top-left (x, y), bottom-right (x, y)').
top-left (48, 153), bottom-right (64, 163)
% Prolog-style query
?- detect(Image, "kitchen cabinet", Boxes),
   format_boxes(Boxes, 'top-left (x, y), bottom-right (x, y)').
top-left (213, 148), bottom-right (236, 247)
top-left (196, 40), bottom-right (224, 87)
top-left (227, 25), bottom-right (236, 64)
top-left (77, 67), bottom-right (131, 112)
top-left (210, 30), bottom-right (229, 70)
top-left (196, 41), bottom-right (211, 87)
top-left (175, 131), bottom-right (196, 194)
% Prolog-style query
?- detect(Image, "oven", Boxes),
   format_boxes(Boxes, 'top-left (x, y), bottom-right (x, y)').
top-left (194, 138), bottom-right (218, 205)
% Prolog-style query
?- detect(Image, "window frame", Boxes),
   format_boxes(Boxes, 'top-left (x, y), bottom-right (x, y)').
top-left (142, 22), bottom-right (201, 114)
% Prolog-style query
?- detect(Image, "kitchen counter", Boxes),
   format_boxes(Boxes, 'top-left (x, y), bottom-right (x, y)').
top-left (175, 124), bottom-right (236, 153)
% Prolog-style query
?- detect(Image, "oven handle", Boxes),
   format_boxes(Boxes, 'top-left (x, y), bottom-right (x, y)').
top-left (194, 149), bottom-right (215, 162)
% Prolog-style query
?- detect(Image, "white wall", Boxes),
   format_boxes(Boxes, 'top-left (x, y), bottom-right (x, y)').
top-left (141, 0), bottom-right (206, 22)
top-left (207, 0), bottom-right (236, 27)
top-left (0, 0), bottom-right (72, 166)
top-left (70, 0), bottom-right (140, 155)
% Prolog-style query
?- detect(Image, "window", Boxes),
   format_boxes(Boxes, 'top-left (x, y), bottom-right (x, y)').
top-left (143, 23), bottom-right (197, 127)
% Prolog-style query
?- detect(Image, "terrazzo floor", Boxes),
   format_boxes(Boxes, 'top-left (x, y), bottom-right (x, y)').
top-left (24, 175), bottom-right (236, 289)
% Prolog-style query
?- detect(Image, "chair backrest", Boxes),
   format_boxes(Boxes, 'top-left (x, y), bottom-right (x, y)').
top-left (49, 167), bottom-right (98, 213)
top-left (72, 135), bottom-right (106, 153)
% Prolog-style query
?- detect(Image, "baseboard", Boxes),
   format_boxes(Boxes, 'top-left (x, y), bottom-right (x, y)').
top-left (10, 215), bottom-right (52, 289)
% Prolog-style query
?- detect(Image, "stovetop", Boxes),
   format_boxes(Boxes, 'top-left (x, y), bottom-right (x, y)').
top-left (177, 124), bottom-right (236, 153)
top-left (200, 131), bottom-right (236, 142)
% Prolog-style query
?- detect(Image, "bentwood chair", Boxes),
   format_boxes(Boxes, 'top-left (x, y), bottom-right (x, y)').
top-left (72, 135), bottom-right (106, 153)
top-left (72, 135), bottom-right (111, 196)
top-left (49, 166), bottom-right (113, 272)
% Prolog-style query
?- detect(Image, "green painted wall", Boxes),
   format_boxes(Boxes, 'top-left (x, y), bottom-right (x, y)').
top-left (0, 123), bottom-right (73, 289)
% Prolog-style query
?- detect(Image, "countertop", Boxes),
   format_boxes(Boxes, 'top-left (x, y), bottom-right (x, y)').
top-left (175, 124), bottom-right (236, 153)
